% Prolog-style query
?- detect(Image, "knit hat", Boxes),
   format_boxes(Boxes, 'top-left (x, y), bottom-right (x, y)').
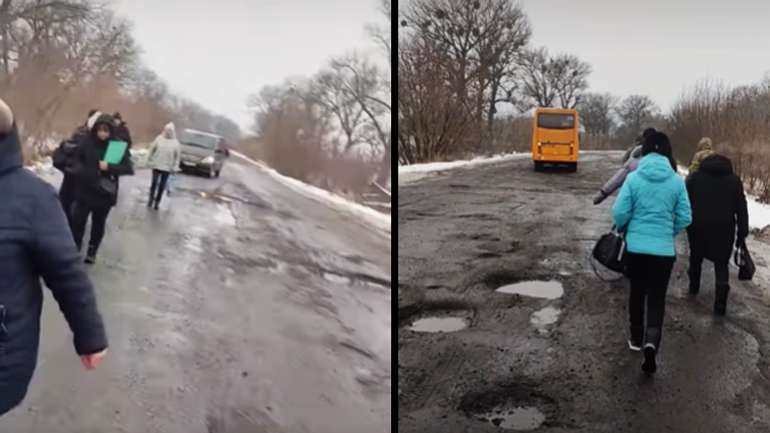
top-left (87, 111), bottom-right (103, 130)
top-left (0, 98), bottom-right (13, 135)
top-left (697, 137), bottom-right (713, 151)
top-left (642, 132), bottom-right (671, 156)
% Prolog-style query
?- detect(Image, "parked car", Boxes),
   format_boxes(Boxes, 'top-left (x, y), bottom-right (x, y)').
top-left (178, 129), bottom-right (229, 178)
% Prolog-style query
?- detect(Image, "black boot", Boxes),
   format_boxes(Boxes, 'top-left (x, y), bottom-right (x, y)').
top-left (714, 284), bottom-right (730, 316)
top-left (84, 245), bottom-right (97, 264)
top-left (641, 327), bottom-right (661, 374)
top-left (628, 326), bottom-right (643, 352)
top-left (687, 268), bottom-right (700, 295)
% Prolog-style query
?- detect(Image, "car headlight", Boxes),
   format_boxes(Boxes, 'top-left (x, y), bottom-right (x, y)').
top-left (202, 156), bottom-right (215, 164)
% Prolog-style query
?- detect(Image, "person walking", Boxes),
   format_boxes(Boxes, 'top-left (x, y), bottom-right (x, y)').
top-left (53, 109), bottom-right (98, 222)
top-left (612, 131), bottom-right (692, 374)
top-left (686, 153), bottom-right (749, 315)
top-left (70, 113), bottom-right (134, 264)
top-left (146, 122), bottom-right (181, 210)
top-left (0, 98), bottom-right (108, 416)
top-left (594, 128), bottom-right (657, 205)
top-left (687, 137), bottom-right (715, 177)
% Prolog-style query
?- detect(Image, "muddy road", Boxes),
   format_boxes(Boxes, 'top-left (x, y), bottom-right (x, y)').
top-left (398, 152), bottom-right (770, 433)
top-left (2, 157), bottom-right (391, 433)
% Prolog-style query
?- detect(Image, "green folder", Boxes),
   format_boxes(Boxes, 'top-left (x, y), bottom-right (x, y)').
top-left (104, 140), bottom-right (128, 164)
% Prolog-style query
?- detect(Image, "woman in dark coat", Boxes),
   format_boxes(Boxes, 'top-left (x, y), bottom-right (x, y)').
top-left (70, 113), bottom-right (134, 264)
top-left (686, 153), bottom-right (749, 315)
top-left (0, 98), bottom-right (108, 416)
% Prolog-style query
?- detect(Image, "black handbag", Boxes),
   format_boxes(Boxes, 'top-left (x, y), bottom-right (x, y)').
top-left (734, 243), bottom-right (756, 281)
top-left (98, 176), bottom-right (117, 197)
top-left (592, 225), bottom-right (627, 274)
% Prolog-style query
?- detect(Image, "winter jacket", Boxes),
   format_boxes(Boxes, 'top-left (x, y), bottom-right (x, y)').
top-left (686, 154), bottom-right (749, 263)
top-left (72, 114), bottom-right (134, 208)
top-left (147, 123), bottom-right (182, 173)
top-left (688, 137), bottom-right (715, 175)
top-left (613, 153), bottom-right (692, 257)
top-left (0, 126), bottom-right (108, 416)
top-left (114, 121), bottom-right (132, 148)
top-left (595, 145), bottom-right (643, 204)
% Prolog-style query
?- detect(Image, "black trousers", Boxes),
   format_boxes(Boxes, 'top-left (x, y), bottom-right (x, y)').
top-left (59, 175), bottom-right (75, 224)
top-left (149, 170), bottom-right (171, 206)
top-left (70, 201), bottom-right (112, 254)
top-left (626, 252), bottom-right (676, 350)
top-left (688, 250), bottom-right (730, 288)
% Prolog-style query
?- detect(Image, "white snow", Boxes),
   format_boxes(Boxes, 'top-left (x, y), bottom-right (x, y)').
top-left (747, 195), bottom-right (770, 230)
top-left (399, 152), bottom-right (526, 185)
top-left (230, 150), bottom-right (391, 235)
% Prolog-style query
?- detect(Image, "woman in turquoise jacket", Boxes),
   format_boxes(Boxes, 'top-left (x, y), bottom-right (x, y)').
top-left (612, 132), bottom-right (692, 375)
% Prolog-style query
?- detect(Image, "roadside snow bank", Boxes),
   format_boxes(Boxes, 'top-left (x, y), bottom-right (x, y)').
top-left (399, 152), bottom-right (526, 185)
top-left (230, 151), bottom-right (390, 235)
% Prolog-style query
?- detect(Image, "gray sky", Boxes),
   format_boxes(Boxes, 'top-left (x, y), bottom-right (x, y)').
top-left (112, 0), bottom-right (384, 130)
top-left (520, 0), bottom-right (770, 112)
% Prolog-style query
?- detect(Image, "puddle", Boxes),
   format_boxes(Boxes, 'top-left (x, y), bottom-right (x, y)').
top-left (496, 281), bottom-right (563, 299)
top-left (530, 306), bottom-right (560, 331)
top-left (213, 203), bottom-right (237, 226)
top-left (409, 316), bottom-right (468, 333)
top-left (324, 272), bottom-right (352, 285)
top-left (478, 406), bottom-right (546, 430)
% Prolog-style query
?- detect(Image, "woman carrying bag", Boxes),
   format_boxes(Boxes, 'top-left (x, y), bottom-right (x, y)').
top-left (612, 132), bottom-right (692, 374)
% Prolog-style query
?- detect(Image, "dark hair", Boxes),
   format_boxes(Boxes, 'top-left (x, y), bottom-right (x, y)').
top-left (642, 132), bottom-right (677, 170)
top-left (113, 112), bottom-right (122, 120)
top-left (641, 127), bottom-right (657, 139)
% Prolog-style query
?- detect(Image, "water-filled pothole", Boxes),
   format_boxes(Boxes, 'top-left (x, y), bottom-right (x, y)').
top-left (409, 316), bottom-right (468, 333)
top-left (496, 281), bottom-right (563, 299)
top-left (476, 406), bottom-right (546, 430)
top-left (530, 306), bottom-right (560, 332)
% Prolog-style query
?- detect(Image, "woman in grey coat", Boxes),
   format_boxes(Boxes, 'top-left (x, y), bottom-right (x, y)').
top-left (147, 122), bottom-right (181, 210)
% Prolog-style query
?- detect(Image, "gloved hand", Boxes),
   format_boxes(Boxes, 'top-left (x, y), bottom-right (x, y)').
top-left (592, 190), bottom-right (607, 205)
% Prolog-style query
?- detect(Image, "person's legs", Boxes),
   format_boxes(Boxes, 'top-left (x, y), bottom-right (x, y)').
top-left (687, 231), bottom-right (704, 295)
top-left (149, 169), bottom-right (160, 206)
top-left (154, 170), bottom-right (170, 207)
top-left (69, 201), bottom-right (91, 252)
top-left (641, 255), bottom-right (675, 374)
top-left (626, 253), bottom-right (646, 350)
top-left (714, 260), bottom-right (730, 315)
top-left (87, 206), bottom-right (112, 259)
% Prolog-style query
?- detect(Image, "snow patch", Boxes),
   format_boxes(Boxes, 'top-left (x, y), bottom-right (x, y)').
top-left (230, 151), bottom-right (390, 236)
top-left (398, 152), bottom-right (526, 185)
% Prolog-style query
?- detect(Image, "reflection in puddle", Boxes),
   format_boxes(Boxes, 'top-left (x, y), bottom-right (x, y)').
top-left (324, 272), bottom-right (351, 285)
top-left (479, 406), bottom-right (546, 430)
top-left (530, 306), bottom-right (560, 331)
top-left (213, 204), bottom-right (237, 226)
top-left (409, 317), bottom-right (468, 333)
top-left (496, 281), bottom-right (563, 299)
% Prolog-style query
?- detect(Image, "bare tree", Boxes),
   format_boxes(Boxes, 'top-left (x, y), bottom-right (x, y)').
top-left (578, 92), bottom-right (618, 136)
top-left (517, 48), bottom-right (590, 110)
top-left (615, 94), bottom-right (660, 138)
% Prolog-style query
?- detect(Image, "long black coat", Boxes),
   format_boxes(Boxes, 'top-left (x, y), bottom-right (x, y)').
top-left (686, 154), bottom-right (749, 263)
top-left (72, 117), bottom-right (134, 208)
top-left (0, 127), bottom-right (107, 416)
top-left (114, 122), bottom-right (132, 148)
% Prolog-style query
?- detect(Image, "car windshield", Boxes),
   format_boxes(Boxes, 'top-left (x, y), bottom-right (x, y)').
top-left (181, 131), bottom-right (219, 149)
top-left (538, 113), bottom-right (575, 130)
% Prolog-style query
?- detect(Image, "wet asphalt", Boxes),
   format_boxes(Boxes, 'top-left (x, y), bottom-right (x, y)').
top-left (1, 158), bottom-right (391, 433)
top-left (398, 152), bottom-right (770, 433)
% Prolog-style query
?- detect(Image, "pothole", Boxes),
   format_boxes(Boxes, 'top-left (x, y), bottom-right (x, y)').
top-left (477, 406), bottom-right (546, 430)
top-left (530, 306), bottom-right (560, 332)
top-left (496, 281), bottom-right (563, 299)
top-left (409, 316), bottom-right (468, 333)
top-left (460, 382), bottom-right (555, 431)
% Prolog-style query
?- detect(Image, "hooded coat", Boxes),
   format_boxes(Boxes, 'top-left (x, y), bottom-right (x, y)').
top-left (613, 153), bottom-right (692, 257)
top-left (73, 114), bottom-right (134, 208)
top-left (686, 154), bottom-right (749, 263)
top-left (147, 123), bottom-right (182, 172)
top-left (0, 122), bottom-right (108, 415)
top-left (688, 137), bottom-right (715, 175)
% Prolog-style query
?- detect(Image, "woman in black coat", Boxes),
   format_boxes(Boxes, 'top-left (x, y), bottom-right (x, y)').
top-left (0, 99), bottom-right (107, 416)
top-left (686, 153), bottom-right (749, 315)
top-left (70, 113), bottom-right (134, 264)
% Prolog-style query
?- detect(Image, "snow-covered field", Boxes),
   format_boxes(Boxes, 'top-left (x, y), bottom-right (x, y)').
top-left (230, 150), bottom-right (391, 236)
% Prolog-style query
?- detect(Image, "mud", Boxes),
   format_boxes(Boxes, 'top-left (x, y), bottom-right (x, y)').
top-left (399, 152), bottom-right (770, 433)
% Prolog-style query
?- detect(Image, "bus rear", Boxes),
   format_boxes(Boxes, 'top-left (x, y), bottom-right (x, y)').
top-left (531, 108), bottom-right (580, 172)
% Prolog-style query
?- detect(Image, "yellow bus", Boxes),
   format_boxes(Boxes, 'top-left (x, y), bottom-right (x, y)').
top-left (531, 107), bottom-right (580, 172)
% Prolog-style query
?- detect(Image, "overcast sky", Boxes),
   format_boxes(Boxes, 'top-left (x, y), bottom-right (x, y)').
top-left (520, 0), bottom-right (770, 112)
top-left (112, 0), bottom-right (384, 130)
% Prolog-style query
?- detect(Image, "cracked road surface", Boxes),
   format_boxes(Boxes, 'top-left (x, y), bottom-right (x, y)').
top-left (2, 158), bottom-right (391, 433)
top-left (398, 152), bottom-right (770, 433)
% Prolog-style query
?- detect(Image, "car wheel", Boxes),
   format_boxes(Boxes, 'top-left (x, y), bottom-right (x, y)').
top-left (534, 161), bottom-right (543, 172)
top-left (215, 169), bottom-right (221, 178)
